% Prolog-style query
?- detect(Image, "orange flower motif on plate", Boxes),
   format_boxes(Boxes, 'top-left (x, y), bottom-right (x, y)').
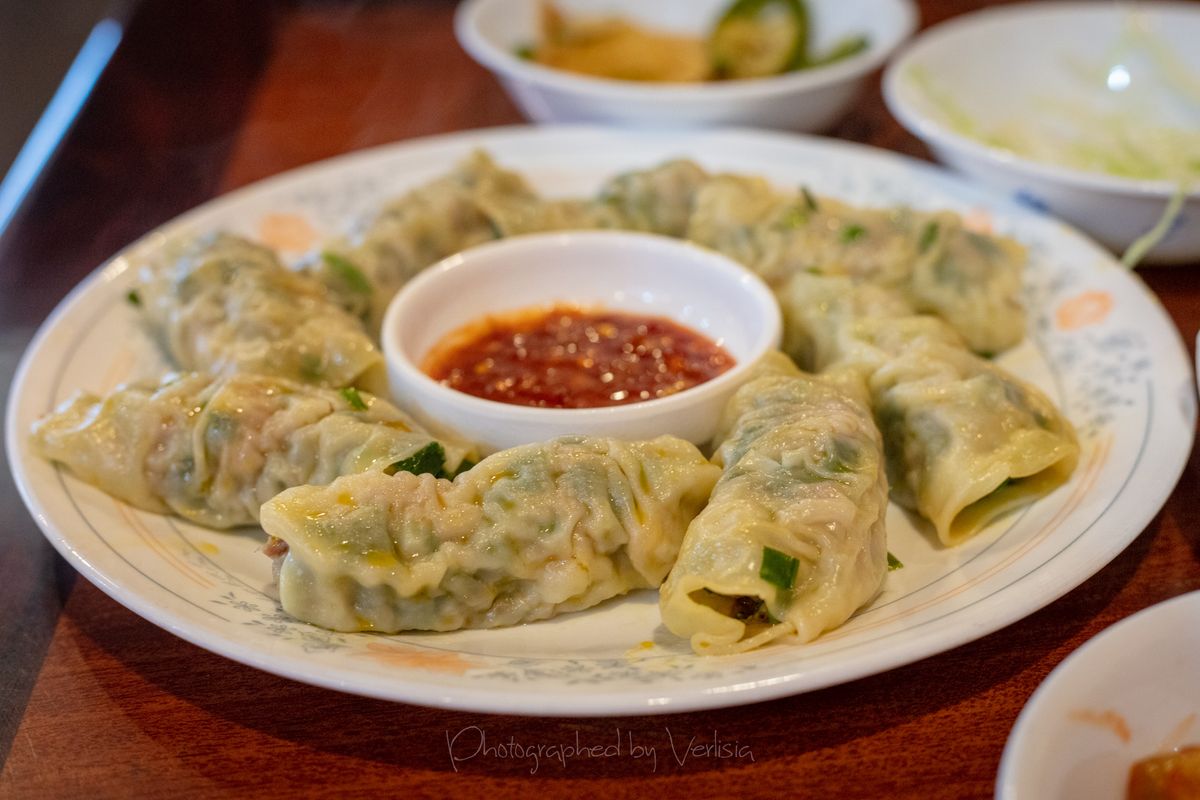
top-left (361, 642), bottom-right (481, 675)
top-left (962, 208), bottom-right (994, 234)
top-left (1056, 291), bottom-right (1113, 331)
top-left (258, 212), bottom-right (318, 252)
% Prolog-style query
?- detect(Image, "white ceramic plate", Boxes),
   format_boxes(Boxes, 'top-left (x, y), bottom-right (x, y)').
top-left (996, 591), bottom-right (1200, 800)
top-left (6, 126), bottom-right (1195, 716)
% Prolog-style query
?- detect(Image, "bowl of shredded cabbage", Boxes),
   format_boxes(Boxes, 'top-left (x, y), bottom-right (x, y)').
top-left (884, 2), bottom-right (1200, 265)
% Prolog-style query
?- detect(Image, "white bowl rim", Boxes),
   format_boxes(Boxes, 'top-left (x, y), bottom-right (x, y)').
top-left (883, 1), bottom-right (1200, 200)
top-left (455, 0), bottom-right (919, 103)
top-left (382, 230), bottom-right (782, 424)
top-left (994, 589), bottom-right (1200, 799)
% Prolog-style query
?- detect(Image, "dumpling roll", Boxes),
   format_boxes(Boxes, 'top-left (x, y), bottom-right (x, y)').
top-left (315, 151), bottom-right (540, 331)
top-left (904, 217), bottom-right (1027, 356)
top-left (260, 435), bottom-right (721, 632)
top-left (872, 339), bottom-right (1078, 545)
top-left (135, 232), bottom-right (383, 390)
top-left (594, 159), bottom-right (711, 237)
top-left (778, 272), bottom-right (1078, 545)
top-left (778, 272), bottom-right (937, 376)
top-left (31, 373), bottom-right (471, 529)
top-left (660, 354), bottom-right (889, 655)
top-left (685, 176), bottom-right (1026, 355)
top-left (314, 151), bottom-right (672, 330)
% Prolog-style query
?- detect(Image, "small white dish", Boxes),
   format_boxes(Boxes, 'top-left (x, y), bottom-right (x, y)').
top-left (456, 0), bottom-right (917, 132)
top-left (997, 591), bottom-right (1200, 800)
top-left (884, 2), bottom-right (1200, 263)
top-left (382, 230), bottom-right (781, 453)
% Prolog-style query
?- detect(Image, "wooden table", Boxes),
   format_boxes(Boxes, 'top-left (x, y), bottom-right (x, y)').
top-left (2, 1), bottom-right (1198, 797)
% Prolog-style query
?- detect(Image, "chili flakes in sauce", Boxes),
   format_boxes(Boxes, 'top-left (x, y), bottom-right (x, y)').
top-left (423, 305), bottom-right (735, 409)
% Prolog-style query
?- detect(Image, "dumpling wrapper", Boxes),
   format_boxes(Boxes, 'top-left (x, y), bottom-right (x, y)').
top-left (261, 435), bottom-right (720, 632)
top-left (686, 174), bottom-right (1026, 355)
top-left (31, 373), bottom-right (471, 529)
top-left (314, 151), bottom-right (689, 332)
top-left (660, 353), bottom-right (889, 654)
top-left (135, 232), bottom-right (383, 391)
top-left (872, 339), bottom-right (1078, 545)
top-left (315, 151), bottom-right (542, 332)
top-left (593, 159), bottom-right (712, 237)
top-left (778, 272), bottom-right (1078, 545)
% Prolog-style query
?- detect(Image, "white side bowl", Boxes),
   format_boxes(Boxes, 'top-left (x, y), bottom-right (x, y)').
top-left (456, 0), bottom-right (917, 132)
top-left (382, 231), bottom-right (781, 453)
top-left (996, 591), bottom-right (1200, 800)
top-left (884, 2), bottom-right (1200, 264)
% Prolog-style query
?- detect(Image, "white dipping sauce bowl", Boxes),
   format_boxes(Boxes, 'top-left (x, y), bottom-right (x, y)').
top-left (382, 231), bottom-right (781, 453)
top-left (455, 0), bottom-right (917, 132)
top-left (884, 2), bottom-right (1200, 263)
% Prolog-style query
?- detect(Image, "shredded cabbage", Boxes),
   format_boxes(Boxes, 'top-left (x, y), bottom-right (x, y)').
top-left (907, 13), bottom-right (1198, 266)
top-left (1122, 186), bottom-right (1187, 268)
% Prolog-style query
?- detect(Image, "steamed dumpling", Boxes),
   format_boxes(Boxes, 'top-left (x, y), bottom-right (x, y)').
top-left (261, 435), bottom-right (720, 632)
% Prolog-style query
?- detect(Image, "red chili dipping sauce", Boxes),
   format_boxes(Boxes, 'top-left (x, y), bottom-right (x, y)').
top-left (422, 305), bottom-right (735, 409)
